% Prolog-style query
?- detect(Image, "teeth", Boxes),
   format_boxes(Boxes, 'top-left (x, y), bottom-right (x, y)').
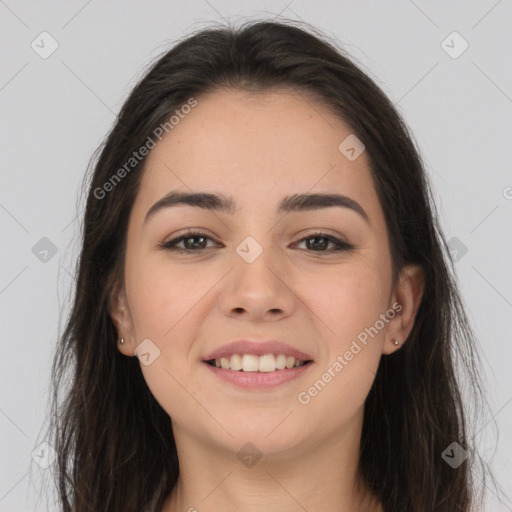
top-left (211, 354), bottom-right (308, 372)
top-left (230, 354), bottom-right (243, 371)
top-left (275, 354), bottom-right (287, 370)
top-left (259, 354), bottom-right (275, 372)
top-left (242, 354), bottom-right (259, 372)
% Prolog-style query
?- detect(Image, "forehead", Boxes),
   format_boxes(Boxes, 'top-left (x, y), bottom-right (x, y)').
top-left (135, 88), bottom-right (379, 218)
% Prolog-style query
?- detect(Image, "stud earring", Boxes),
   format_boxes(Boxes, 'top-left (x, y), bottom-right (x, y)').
top-left (120, 338), bottom-right (125, 345)
top-left (393, 338), bottom-right (400, 346)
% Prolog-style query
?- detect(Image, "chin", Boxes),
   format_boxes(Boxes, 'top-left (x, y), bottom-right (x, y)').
top-left (209, 413), bottom-right (310, 455)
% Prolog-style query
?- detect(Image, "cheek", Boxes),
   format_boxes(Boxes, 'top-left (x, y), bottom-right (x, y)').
top-left (298, 262), bottom-right (390, 344)
top-left (292, 262), bottom-right (390, 424)
top-left (295, 270), bottom-right (386, 429)
top-left (128, 260), bottom-right (208, 340)
top-left (126, 259), bottom-right (215, 372)
top-left (127, 265), bottom-right (210, 425)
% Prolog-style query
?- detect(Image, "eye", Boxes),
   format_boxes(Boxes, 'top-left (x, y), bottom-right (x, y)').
top-left (160, 230), bottom-right (354, 253)
top-left (294, 232), bottom-right (354, 252)
top-left (160, 231), bottom-right (220, 252)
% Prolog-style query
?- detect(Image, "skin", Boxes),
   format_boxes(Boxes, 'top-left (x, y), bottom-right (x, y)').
top-left (109, 88), bottom-right (424, 512)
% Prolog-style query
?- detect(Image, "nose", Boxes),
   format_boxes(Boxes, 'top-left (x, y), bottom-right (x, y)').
top-left (218, 247), bottom-right (297, 322)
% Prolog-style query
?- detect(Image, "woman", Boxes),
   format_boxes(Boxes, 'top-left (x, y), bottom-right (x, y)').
top-left (46, 19), bottom-right (488, 511)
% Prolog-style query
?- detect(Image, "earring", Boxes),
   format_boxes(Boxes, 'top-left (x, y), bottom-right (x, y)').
top-left (119, 338), bottom-right (125, 345)
top-left (393, 338), bottom-right (400, 346)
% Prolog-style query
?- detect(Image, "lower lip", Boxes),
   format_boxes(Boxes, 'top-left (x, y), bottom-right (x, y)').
top-left (202, 361), bottom-right (313, 389)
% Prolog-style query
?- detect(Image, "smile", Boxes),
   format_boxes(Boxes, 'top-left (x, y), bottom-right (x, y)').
top-left (203, 356), bottom-right (314, 390)
top-left (206, 353), bottom-right (311, 372)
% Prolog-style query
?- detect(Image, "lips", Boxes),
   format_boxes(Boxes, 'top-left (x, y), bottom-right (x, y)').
top-left (202, 340), bottom-right (314, 362)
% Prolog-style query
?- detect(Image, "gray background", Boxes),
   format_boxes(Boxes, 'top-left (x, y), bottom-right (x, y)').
top-left (1, 1), bottom-right (511, 510)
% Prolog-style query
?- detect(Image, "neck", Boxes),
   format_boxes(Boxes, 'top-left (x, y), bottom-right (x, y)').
top-left (161, 409), bottom-right (382, 512)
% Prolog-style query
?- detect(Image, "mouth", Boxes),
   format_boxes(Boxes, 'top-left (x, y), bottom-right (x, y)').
top-left (204, 353), bottom-right (314, 372)
top-left (201, 340), bottom-right (314, 389)
top-left (202, 355), bottom-right (314, 390)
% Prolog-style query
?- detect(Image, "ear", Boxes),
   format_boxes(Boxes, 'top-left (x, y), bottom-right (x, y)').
top-left (382, 263), bottom-right (425, 355)
top-left (108, 281), bottom-right (136, 357)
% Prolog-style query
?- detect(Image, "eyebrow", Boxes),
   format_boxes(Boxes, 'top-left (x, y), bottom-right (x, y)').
top-left (143, 191), bottom-right (370, 225)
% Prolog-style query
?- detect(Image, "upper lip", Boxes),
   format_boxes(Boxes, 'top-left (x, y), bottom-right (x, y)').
top-left (203, 340), bottom-right (314, 362)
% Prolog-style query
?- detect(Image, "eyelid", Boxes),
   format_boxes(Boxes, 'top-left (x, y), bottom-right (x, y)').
top-left (160, 229), bottom-right (354, 253)
top-left (160, 229), bottom-right (220, 250)
top-left (292, 231), bottom-right (354, 251)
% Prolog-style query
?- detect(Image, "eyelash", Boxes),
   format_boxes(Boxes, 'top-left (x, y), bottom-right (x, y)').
top-left (160, 230), bottom-right (354, 253)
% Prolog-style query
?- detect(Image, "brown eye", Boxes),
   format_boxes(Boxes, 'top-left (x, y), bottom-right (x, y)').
top-left (160, 231), bottom-right (354, 254)
top-left (161, 231), bottom-right (218, 251)
top-left (296, 233), bottom-right (354, 252)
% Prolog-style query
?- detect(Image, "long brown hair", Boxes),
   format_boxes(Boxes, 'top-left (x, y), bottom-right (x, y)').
top-left (41, 19), bottom-right (489, 511)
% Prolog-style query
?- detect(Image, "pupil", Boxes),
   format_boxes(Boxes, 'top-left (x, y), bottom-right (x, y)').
top-left (185, 236), bottom-right (205, 249)
top-left (307, 236), bottom-right (328, 250)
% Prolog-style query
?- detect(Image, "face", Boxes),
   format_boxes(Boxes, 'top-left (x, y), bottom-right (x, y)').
top-left (111, 88), bottom-right (423, 457)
